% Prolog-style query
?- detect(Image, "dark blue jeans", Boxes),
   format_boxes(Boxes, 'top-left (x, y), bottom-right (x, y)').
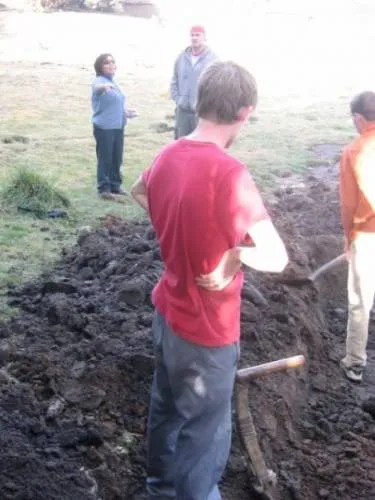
top-left (93, 125), bottom-right (124, 193)
top-left (147, 311), bottom-right (239, 500)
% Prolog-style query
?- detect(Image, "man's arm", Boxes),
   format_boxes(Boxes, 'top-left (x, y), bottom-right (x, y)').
top-left (131, 174), bottom-right (149, 212)
top-left (195, 169), bottom-right (288, 291)
top-left (236, 219), bottom-right (288, 273)
top-left (195, 220), bottom-right (288, 291)
top-left (355, 148), bottom-right (375, 212)
top-left (170, 58), bottom-right (179, 103)
top-left (340, 148), bottom-right (358, 246)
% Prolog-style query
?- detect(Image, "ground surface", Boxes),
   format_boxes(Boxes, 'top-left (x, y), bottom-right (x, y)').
top-left (1, 3), bottom-right (375, 499)
top-left (1, 144), bottom-right (375, 500)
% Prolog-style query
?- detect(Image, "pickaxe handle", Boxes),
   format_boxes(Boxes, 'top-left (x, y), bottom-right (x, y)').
top-left (235, 354), bottom-right (305, 499)
top-left (236, 355), bottom-right (305, 384)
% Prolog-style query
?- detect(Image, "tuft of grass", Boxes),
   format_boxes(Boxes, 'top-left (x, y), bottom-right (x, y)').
top-left (1, 168), bottom-right (71, 218)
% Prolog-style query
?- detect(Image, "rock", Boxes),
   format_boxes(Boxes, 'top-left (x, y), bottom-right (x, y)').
top-left (117, 279), bottom-right (146, 306)
top-left (242, 283), bottom-right (268, 306)
top-left (63, 386), bottom-right (106, 410)
top-left (101, 421), bottom-right (117, 439)
top-left (70, 361), bottom-right (87, 379)
top-left (80, 267), bottom-right (94, 280)
top-left (318, 489), bottom-right (330, 498)
top-left (43, 279), bottom-right (78, 295)
top-left (59, 426), bottom-right (103, 449)
top-left (333, 308), bottom-right (345, 317)
top-left (0, 341), bottom-right (15, 364)
top-left (362, 397), bottom-right (375, 419)
top-left (98, 339), bottom-right (125, 355)
top-left (46, 397), bottom-right (65, 420)
top-left (77, 226), bottom-right (92, 246)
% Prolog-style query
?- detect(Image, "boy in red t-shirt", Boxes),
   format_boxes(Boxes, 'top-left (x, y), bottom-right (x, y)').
top-left (131, 61), bottom-right (288, 500)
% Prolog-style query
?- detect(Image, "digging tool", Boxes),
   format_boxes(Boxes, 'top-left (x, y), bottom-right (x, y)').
top-left (235, 355), bottom-right (305, 500)
top-left (277, 253), bottom-right (346, 287)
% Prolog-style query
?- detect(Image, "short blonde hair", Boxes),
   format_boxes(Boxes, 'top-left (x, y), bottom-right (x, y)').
top-left (196, 61), bottom-right (258, 124)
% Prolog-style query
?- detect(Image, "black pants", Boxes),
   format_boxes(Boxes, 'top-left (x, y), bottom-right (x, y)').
top-left (93, 126), bottom-right (124, 193)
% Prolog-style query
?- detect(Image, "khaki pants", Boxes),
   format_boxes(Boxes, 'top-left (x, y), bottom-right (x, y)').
top-left (343, 232), bottom-right (375, 367)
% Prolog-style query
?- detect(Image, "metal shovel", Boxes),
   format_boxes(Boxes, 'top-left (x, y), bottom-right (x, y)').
top-left (277, 253), bottom-right (346, 287)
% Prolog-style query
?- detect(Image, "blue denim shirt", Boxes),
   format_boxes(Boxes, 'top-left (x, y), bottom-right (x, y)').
top-left (91, 75), bottom-right (127, 130)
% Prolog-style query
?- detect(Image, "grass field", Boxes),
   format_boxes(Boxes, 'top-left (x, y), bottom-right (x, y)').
top-left (1, 3), bottom-right (374, 317)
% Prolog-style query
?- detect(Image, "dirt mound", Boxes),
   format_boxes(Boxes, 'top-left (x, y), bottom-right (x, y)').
top-left (1, 149), bottom-right (375, 499)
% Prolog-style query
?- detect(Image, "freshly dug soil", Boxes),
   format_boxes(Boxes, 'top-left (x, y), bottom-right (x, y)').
top-left (1, 145), bottom-right (375, 500)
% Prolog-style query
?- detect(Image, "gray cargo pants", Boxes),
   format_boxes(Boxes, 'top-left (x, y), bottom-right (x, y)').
top-left (146, 310), bottom-right (239, 500)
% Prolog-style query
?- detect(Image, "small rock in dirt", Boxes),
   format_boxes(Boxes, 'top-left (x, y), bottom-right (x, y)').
top-left (343, 447), bottom-right (358, 458)
top-left (333, 308), bottom-right (345, 317)
top-left (0, 340), bottom-right (15, 364)
top-left (117, 279), bottom-right (146, 306)
top-left (59, 425), bottom-right (103, 449)
top-left (101, 421), bottom-right (117, 439)
top-left (46, 397), bottom-right (65, 419)
top-left (318, 489), bottom-right (330, 498)
top-left (98, 339), bottom-right (125, 355)
top-left (45, 461), bottom-right (58, 470)
top-left (242, 283), bottom-right (268, 306)
top-left (4, 482), bottom-right (18, 491)
top-left (271, 311), bottom-right (289, 324)
top-left (80, 266), bottom-right (94, 280)
top-left (63, 386), bottom-right (106, 410)
top-left (100, 259), bottom-right (119, 278)
top-left (44, 447), bottom-right (62, 458)
top-left (145, 226), bottom-right (155, 240)
top-left (362, 397), bottom-right (375, 419)
top-left (85, 447), bottom-right (104, 465)
top-left (46, 294), bottom-right (76, 326)
top-left (70, 361), bottom-right (87, 379)
top-left (77, 226), bottom-right (93, 245)
top-left (43, 279), bottom-right (78, 295)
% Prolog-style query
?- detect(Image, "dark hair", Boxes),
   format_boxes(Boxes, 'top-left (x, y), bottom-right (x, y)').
top-left (350, 91), bottom-right (375, 121)
top-left (94, 53), bottom-right (113, 76)
top-left (196, 61), bottom-right (258, 124)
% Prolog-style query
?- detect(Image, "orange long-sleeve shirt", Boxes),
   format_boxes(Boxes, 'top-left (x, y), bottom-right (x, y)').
top-left (340, 123), bottom-right (375, 242)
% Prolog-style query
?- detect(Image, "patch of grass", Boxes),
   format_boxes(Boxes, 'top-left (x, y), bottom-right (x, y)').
top-left (1, 167), bottom-right (71, 217)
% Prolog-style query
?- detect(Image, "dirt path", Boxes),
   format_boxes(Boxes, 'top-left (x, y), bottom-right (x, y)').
top-left (0, 144), bottom-right (375, 500)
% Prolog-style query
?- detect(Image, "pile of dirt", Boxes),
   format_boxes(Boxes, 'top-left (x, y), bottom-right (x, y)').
top-left (1, 145), bottom-right (375, 500)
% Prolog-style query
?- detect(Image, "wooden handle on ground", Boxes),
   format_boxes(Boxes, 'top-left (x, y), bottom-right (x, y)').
top-left (236, 355), bottom-right (305, 384)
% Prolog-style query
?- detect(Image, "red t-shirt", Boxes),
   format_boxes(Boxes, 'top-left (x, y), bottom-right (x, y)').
top-left (143, 139), bottom-right (269, 347)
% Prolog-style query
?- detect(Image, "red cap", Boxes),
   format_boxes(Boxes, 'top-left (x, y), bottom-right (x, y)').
top-left (191, 25), bottom-right (205, 34)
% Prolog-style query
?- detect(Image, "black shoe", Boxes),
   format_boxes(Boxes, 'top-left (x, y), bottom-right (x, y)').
top-left (99, 192), bottom-right (116, 200)
top-left (112, 188), bottom-right (129, 196)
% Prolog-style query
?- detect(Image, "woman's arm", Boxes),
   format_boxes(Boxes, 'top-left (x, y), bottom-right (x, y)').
top-left (94, 83), bottom-right (114, 95)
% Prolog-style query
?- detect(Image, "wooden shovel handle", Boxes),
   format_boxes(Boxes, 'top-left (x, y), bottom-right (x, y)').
top-left (236, 355), bottom-right (305, 384)
top-left (309, 253), bottom-right (346, 281)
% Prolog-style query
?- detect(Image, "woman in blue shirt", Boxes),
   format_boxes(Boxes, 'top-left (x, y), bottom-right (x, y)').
top-left (92, 53), bottom-right (136, 199)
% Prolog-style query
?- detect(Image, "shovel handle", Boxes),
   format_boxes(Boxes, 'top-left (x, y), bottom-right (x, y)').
top-left (309, 253), bottom-right (346, 281)
top-left (236, 355), bottom-right (305, 384)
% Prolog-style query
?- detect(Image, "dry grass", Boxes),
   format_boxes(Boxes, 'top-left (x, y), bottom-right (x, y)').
top-left (0, 4), bottom-right (375, 316)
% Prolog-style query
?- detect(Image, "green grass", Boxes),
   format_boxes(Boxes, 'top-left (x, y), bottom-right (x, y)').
top-left (1, 167), bottom-right (71, 217)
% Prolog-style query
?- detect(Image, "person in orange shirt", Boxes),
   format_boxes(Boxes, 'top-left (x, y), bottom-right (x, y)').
top-left (340, 91), bottom-right (375, 382)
